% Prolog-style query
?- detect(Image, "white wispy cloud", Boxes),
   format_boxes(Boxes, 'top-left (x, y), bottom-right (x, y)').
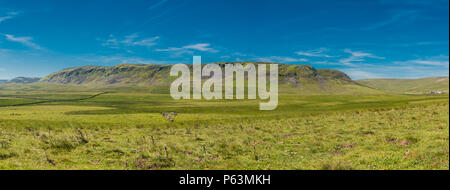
top-left (255, 56), bottom-right (308, 63)
top-left (340, 69), bottom-right (383, 79)
top-left (76, 55), bottom-right (170, 65)
top-left (219, 52), bottom-right (308, 63)
top-left (296, 48), bottom-right (335, 58)
top-left (342, 63), bottom-right (449, 80)
top-left (232, 52), bottom-right (247, 57)
top-left (344, 49), bottom-right (384, 59)
top-left (0, 11), bottom-right (19, 23)
top-left (411, 60), bottom-right (449, 66)
top-left (102, 36), bottom-right (120, 48)
top-left (219, 52), bottom-right (249, 62)
top-left (339, 49), bottom-right (385, 65)
top-left (0, 16), bottom-right (13, 23)
top-left (394, 55), bottom-right (449, 66)
top-left (102, 34), bottom-right (160, 48)
top-left (3, 34), bottom-right (43, 50)
top-left (155, 43), bottom-right (218, 55)
top-left (183, 44), bottom-right (217, 52)
top-left (340, 55), bottom-right (449, 79)
top-left (122, 34), bottom-right (159, 47)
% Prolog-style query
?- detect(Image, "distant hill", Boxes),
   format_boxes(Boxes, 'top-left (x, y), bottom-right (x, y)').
top-left (357, 77), bottom-right (449, 94)
top-left (40, 63), bottom-right (381, 94)
top-left (0, 80), bottom-right (7, 83)
top-left (6, 77), bottom-right (41, 84)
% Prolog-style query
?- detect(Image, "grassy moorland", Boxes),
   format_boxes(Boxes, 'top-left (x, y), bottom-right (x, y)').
top-left (357, 77), bottom-right (449, 94)
top-left (0, 84), bottom-right (448, 170)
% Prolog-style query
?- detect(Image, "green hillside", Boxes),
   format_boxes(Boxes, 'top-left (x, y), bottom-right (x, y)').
top-left (357, 77), bottom-right (449, 94)
top-left (39, 63), bottom-right (381, 95)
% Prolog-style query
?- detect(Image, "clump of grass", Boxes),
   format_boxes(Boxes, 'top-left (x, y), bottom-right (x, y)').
top-left (320, 161), bottom-right (353, 170)
top-left (76, 129), bottom-right (89, 144)
top-left (0, 149), bottom-right (18, 160)
top-left (134, 154), bottom-right (175, 170)
top-left (0, 137), bottom-right (16, 161)
top-left (41, 134), bottom-right (86, 152)
top-left (46, 137), bottom-right (78, 151)
top-left (0, 140), bottom-right (11, 149)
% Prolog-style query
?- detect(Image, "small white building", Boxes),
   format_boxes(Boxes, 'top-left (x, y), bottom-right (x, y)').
top-left (427, 91), bottom-right (444, 94)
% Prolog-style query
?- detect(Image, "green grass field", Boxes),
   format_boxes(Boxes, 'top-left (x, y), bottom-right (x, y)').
top-left (357, 77), bottom-right (449, 94)
top-left (0, 85), bottom-right (448, 170)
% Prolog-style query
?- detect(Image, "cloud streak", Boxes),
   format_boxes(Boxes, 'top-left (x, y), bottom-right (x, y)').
top-left (342, 64), bottom-right (449, 80)
top-left (296, 48), bottom-right (335, 58)
top-left (155, 43), bottom-right (218, 55)
top-left (102, 34), bottom-right (160, 49)
top-left (339, 49), bottom-right (385, 65)
top-left (0, 16), bottom-right (13, 23)
top-left (394, 55), bottom-right (449, 66)
top-left (76, 54), bottom-right (171, 65)
top-left (0, 11), bottom-right (19, 23)
top-left (3, 34), bottom-right (43, 50)
top-left (340, 55), bottom-right (449, 79)
top-left (255, 56), bottom-right (308, 63)
top-left (340, 69), bottom-right (383, 79)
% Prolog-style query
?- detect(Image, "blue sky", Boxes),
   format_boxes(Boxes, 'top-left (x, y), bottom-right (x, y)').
top-left (0, 0), bottom-right (448, 79)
